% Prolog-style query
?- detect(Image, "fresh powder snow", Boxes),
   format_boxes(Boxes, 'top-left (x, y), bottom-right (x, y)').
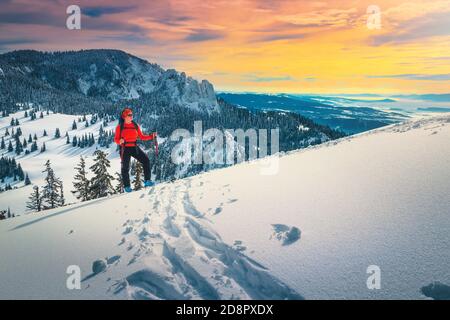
top-left (0, 114), bottom-right (449, 299)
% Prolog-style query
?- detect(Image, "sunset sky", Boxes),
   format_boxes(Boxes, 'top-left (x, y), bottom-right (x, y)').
top-left (1, 0), bottom-right (450, 94)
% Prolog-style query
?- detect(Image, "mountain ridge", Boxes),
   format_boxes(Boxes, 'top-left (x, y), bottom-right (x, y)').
top-left (0, 49), bottom-right (219, 112)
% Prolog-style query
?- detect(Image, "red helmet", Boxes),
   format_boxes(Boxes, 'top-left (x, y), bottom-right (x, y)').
top-left (121, 108), bottom-right (132, 119)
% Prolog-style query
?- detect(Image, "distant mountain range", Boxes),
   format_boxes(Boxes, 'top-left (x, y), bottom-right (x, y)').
top-left (218, 93), bottom-right (408, 134)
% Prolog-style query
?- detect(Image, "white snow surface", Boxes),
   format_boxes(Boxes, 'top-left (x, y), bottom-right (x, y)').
top-left (0, 114), bottom-right (449, 299)
top-left (0, 110), bottom-right (122, 214)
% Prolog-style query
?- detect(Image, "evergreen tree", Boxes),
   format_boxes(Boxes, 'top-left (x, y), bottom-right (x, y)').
top-left (133, 161), bottom-right (143, 190)
top-left (15, 138), bottom-right (23, 155)
top-left (24, 111), bottom-right (28, 117)
top-left (66, 132), bottom-right (70, 144)
top-left (8, 141), bottom-right (13, 152)
top-left (17, 164), bottom-right (24, 180)
top-left (1, 137), bottom-right (4, 149)
top-left (40, 142), bottom-right (46, 152)
top-left (54, 128), bottom-right (61, 138)
top-left (33, 133), bottom-right (38, 140)
top-left (41, 160), bottom-right (63, 210)
top-left (24, 173), bottom-right (31, 185)
top-left (72, 120), bottom-right (77, 130)
top-left (89, 150), bottom-right (114, 199)
top-left (72, 136), bottom-right (78, 147)
top-left (43, 129), bottom-right (47, 137)
top-left (40, 112), bottom-right (44, 118)
top-left (59, 183), bottom-right (65, 207)
top-left (23, 138), bottom-right (27, 148)
top-left (114, 172), bottom-right (123, 194)
top-left (28, 134), bottom-right (32, 143)
top-left (26, 185), bottom-right (41, 212)
top-left (5, 128), bottom-right (9, 136)
top-left (71, 156), bottom-right (90, 202)
top-left (85, 120), bottom-right (89, 128)
top-left (15, 118), bottom-right (19, 126)
top-left (10, 118), bottom-right (15, 126)
top-left (30, 141), bottom-right (38, 152)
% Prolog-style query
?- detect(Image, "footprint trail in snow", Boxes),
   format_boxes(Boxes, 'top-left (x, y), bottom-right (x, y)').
top-left (86, 179), bottom-right (303, 300)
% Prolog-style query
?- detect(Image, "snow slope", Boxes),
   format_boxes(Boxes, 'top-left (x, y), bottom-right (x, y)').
top-left (0, 110), bottom-right (122, 214)
top-left (0, 115), bottom-right (449, 299)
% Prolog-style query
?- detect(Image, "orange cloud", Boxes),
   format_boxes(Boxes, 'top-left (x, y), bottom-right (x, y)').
top-left (0, 0), bottom-right (449, 93)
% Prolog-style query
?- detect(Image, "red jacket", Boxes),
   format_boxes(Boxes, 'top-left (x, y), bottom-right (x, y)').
top-left (114, 122), bottom-right (155, 146)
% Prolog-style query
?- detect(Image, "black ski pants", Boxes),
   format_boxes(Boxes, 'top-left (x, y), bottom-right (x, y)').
top-left (121, 146), bottom-right (150, 187)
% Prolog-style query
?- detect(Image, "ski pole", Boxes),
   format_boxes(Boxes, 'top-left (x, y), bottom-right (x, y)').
top-left (154, 132), bottom-right (158, 157)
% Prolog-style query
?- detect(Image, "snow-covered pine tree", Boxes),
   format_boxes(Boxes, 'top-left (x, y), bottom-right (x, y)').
top-left (133, 161), bottom-right (143, 190)
top-left (89, 150), bottom-right (114, 199)
top-left (66, 132), bottom-right (70, 144)
top-left (30, 141), bottom-right (38, 152)
top-left (40, 142), bottom-right (46, 152)
top-left (43, 129), bottom-right (47, 137)
top-left (54, 128), bottom-right (61, 138)
top-left (15, 138), bottom-right (23, 155)
top-left (26, 185), bottom-right (41, 212)
top-left (24, 173), bottom-right (31, 185)
top-left (72, 120), bottom-right (77, 130)
top-left (17, 164), bottom-right (24, 180)
top-left (59, 183), bottom-right (65, 207)
top-left (1, 137), bottom-right (5, 149)
top-left (71, 156), bottom-right (90, 201)
top-left (41, 160), bottom-right (63, 210)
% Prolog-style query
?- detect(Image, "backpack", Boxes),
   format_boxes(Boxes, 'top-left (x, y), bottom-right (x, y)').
top-left (118, 109), bottom-right (139, 142)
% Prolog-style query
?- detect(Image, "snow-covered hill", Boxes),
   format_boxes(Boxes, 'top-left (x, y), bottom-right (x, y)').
top-left (0, 109), bottom-right (122, 214)
top-left (0, 115), bottom-right (449, 299)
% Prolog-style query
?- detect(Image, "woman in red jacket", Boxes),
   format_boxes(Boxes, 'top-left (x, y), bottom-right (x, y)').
top-left (114, 108), bottom-right (157, 192)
